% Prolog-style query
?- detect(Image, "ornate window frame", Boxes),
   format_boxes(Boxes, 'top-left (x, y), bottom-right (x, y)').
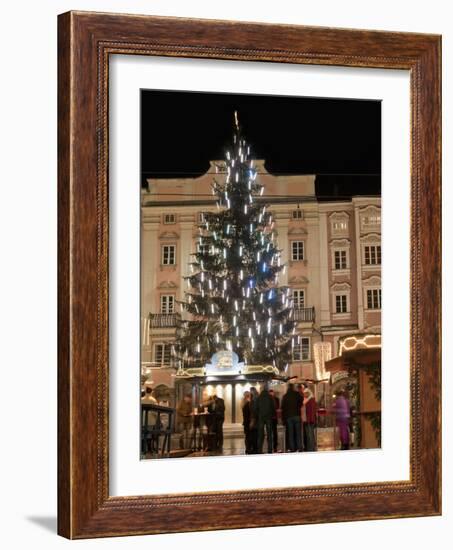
top-left (359, 204), bottom-right (381, 232)
top-left (288, 226), bottom-right (308, 264)
top-left (290, 239), bottom-right (305, 261)
top-left (330, 281), bottom-right (351, 320)
top-left (363, 275), bottom-right (382, 311)
top-left (330, 238), bottom-right (351, 276)
top-left (329, 211), bottom-right (350, 236)
top-left (161, 243), bottom-right (177, 266)
top-left (360, 233), bottom-right (381, 271)
top-left (160, 294), bottom-right (176, 314)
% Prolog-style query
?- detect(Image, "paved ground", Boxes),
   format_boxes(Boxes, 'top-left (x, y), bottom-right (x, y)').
top-left (143, 426), bottom-right (337, 459)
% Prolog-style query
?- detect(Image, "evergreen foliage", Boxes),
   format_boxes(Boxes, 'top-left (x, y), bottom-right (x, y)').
top-left (174, 114), bottom-right (298, 371)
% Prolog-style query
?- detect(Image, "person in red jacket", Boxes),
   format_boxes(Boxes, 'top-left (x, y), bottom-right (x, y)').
top-left (303, 388), bottom-right (317, 452)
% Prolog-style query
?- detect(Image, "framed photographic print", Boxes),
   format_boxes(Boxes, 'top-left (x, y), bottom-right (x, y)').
top-left (58, 11), bottom-right (441, 538)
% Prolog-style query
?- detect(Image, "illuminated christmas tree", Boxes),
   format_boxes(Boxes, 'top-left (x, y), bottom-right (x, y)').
top-left (174, 113), bottom-right (297, 371)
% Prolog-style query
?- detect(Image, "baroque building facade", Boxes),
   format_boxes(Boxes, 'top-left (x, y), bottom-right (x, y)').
top-left (141, 160), bottom-right (381, 420)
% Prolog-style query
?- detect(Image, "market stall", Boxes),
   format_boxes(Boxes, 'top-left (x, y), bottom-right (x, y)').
top-left (175, 350), bottom-right (287, 426)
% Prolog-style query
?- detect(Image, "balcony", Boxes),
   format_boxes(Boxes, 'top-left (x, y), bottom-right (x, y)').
top-left (149, 313), bottom-right (180, 328)
top-left (293, 307), bottom-right (315, 322)
top-left (149, 309), bottom-right (313, 327)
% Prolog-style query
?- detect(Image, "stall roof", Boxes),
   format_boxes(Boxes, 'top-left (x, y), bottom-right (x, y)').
top-left (176, 372), bottom-right (290, 384)
top-left (325, 348), bottom-right (381, 374)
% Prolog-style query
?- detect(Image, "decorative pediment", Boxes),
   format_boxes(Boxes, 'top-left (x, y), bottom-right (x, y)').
top-left (330, 238), bottom-right (351, 247)
top-left (289, 275), bottom-right (309, 285)
top-left (159, 231), bottom-right (179, 240)
top-left (329, 211), bottom-right (350, 220)
top-left (329, 211), bottom-right (350, 235)
top-left (362, 275), bottom-right (381, 286)
top-left (359, 204), bottom-right (381, 215)
top-left (360, 232), bottom-right (381, 243)
top-left (330, 282), bottom-right (351, 291)
top-left (288, 226), bottom-right (308, 236)
top-left (158, 280), bottom-right (178, 289)
top-left (360, 205), bottom-right (381, 230)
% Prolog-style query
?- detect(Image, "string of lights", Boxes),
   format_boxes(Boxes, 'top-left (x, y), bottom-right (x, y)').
top-left (173, 113), bottom-right (301, 372)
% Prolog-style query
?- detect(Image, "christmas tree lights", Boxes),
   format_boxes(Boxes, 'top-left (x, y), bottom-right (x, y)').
top-left (174, 113), bottom-right (298, 371)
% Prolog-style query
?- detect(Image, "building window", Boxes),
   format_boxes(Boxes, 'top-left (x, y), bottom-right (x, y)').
top-left (163, 213), bottom-right (176, 224)
top-left (335, 294), bottom-right (348, 313)
top-left (292, 209), bottom-right (303, 219)
top-left (161, 244), bottom-right (176, 265)
top-left (367, 289), bottom-right (382, 309)
top-left (362, 214), bottom-right (381, 227)
top-left (332, 220), bottom-right (348, 232)
top-left (334, 249), bottom-right (348, 269)
top-left (160, 295), bottom-right (175, 314)
top-left (293, 337), bottom-right (311, 361)
top-left (364, 245), bottom-right (381, 265)
top-left (154, 343), bottom-right (172, 366)
top-left (292, 289), bottom-right (305, 309)
top-left (291, 241), bottom-right (305, 261)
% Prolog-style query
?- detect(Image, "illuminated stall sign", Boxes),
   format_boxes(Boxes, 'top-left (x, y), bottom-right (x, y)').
top-left (205, 350), bottom-right (245, 376)
top-left (339, 334), bottom-right (381, 355)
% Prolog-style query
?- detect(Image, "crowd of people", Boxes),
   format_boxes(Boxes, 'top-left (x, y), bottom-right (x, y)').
top-left (241, 383), bottom-right (317, 454)
top-left (172, 383), bottom-right (353, 455)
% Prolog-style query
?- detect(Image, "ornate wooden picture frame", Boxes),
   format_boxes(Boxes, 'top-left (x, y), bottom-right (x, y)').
top-left (58, 11), bottom-right (441, 539)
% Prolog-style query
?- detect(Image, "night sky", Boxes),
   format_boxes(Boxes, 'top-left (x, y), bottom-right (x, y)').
top-left (141, 90), bottom-right (381, 200)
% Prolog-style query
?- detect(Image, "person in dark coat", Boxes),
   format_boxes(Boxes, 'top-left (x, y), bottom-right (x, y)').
top-left (256, 385), bottom-right (276, 453)
top-left (248, 386), bottom-right (259, 453)
top-left (297, 383), bottom-right (307, 451)
top-left (281, 383), bottom-right (303, 451)
top-left (268, 389), bottom-right (280, 452)
top-left (241, 391), bottom-right (252, 453)
top-left (303, 388), bottom-right (317, 452)
top-left (208, 394), bottom-right (225, 451)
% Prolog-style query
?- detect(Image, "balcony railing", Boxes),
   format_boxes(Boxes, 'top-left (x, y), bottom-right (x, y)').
top-left (149, 313), bottom-right (180, 328)
top-left (149, 309), bottom-right (314, 327)
top-left (293, 307), bottom-right (315, 322)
